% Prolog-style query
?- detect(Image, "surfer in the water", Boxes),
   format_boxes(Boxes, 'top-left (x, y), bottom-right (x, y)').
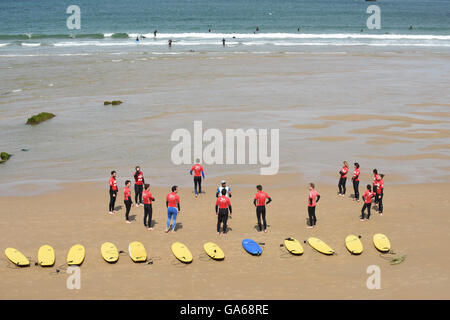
top-left (108, 170), bottom-right (118, 214)
top-left (307, 183), bottom-right (320, 228)
top-left (254, 185), bottom-right (272, 233)
top-left (124, 180), bottom-right (133, 224)
top-left (154, 30), bottom-right (157, 37)
top-left (190, 159), bottom-right (205, 198)
top-left (168, 39), bottom-right (172, 47)
top-left (215, 188), bottom-right (232, 235)
top-left (166, 186), bottom-right (181, 233)
top-left (142, 183), bottom-right (155, 230)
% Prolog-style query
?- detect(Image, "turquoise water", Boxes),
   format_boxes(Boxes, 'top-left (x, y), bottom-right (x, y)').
top-left (0, 0), bottom-right (449, 53)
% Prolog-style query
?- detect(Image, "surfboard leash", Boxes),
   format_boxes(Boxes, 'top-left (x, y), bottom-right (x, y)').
top-left (278, 244), bottom-right (293, 258)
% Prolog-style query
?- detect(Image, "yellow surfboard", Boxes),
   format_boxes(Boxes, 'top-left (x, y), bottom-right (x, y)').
top-left (5, 248), bottom-right (30, 267)
top-left (203, 242), bottom-right (225, 260)
top-left (284, 238), bottom-right (304, 255)
top-left (101, 242), bottom-right (119, 263)
top-left (67, 244), bottom-right (85, 265)
top-left (129, 241), bottom-right (147, 262)
top-left (307, 237), bottom-right (334, 255)
top-left (373, 233), bottom-right (391, 252)
top-left (38, 245), bottom-right (55, 266)
top-left (345, 235), bottom-right (363, 255)
top-left (171, 242), bottom-right (193, 263)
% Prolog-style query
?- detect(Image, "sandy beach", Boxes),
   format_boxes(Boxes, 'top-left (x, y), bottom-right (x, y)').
top-left (1, 2), bottom-right (449, 300)
top-left (0, 174), bottom-right (449, 300)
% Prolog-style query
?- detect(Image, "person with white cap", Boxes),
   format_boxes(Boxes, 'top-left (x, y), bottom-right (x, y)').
top-left (216, 180), bottom-right (231, 198)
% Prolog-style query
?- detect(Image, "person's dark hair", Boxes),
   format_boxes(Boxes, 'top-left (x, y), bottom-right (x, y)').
top-left (256, 185), bottom-right (262, 191)
top-left (111, 170), bottom-right (116, 175)
top-left (354, 163), bottom-right (359, 168)
top-left (373, 169), bottom-right (378, 174)
top-left (172, 185), bottom-right (178, 192)
top-left (309, 183), bottom-right (315, 189)
top-left (125, 180), bottom-right (131, 186)
top-left (144, 183), bottom-right (150, 190)
top-left (135, 166), bottom-right (140, 171)
top-left (221, 188), bottom-right (227, 195)
top-left (380, 174), bottom-right (385, 179)
top-left (367, 184), bottom-right (372, 191)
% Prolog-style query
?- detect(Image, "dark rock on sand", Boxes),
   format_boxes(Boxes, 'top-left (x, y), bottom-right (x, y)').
top-left (26, 112), bottom-right (55, 125)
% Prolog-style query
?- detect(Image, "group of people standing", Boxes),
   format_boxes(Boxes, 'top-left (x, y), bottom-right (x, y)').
top-left (337, 161), bottom-right (385, 221)
top-left (107, 160), bottom-right (385, 235)
top-left (107, 160), bottom-right (273, 235)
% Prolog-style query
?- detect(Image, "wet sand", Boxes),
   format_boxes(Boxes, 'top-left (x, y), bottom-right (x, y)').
top-left (0, 176), bottom-right (449, 300)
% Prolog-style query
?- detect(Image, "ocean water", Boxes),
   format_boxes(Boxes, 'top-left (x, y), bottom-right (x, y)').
top-left (0, 0), bottom-right (449, 195)
top-left (0, 0), bottom-right (449, 55)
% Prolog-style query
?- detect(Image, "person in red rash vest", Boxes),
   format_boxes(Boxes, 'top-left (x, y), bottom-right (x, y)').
top-left (352, 163), bottom-right (361, 201)
top-left (108, 170), bottom-right (118, 214)
top-left (338, 161), bottom-right (349, 196)
top-left (307, 183), bottom-right (320, 228)
top-left (253, 185), bottom-right (272, 232)
top-left (142, 183), bottom-right (155, 230)
top-left (134, 166), bottom-right (145, 207)
top-left (361, 184), bottom-right (376, 221)
top-left (372, 169), bottom-right (381, 204)
top-left (376, 174), bottom-right (384, 215)
top-left (190, 159), bottom-right (205, 198)
top-left (215, 188), bottom-right (232, 235)
top-left (124, 180), bottom-right (133, 224)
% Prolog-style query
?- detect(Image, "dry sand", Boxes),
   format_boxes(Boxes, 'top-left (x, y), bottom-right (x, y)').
top-left (1, 175), bottom-right (449, 300)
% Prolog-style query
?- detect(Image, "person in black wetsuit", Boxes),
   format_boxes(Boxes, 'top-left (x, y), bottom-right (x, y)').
top-left (352, 162), bottom-right (361, 201)
top-left (134, 166), bottom-right (145, 207)
top-left (215, 188), bottom-right (232, 235)
top-left (108, 170), bottom-right (118, 214)
top-left (124, 180), bottom-right (133, 224)
top-left (253, 185), bottom-right (272, 232)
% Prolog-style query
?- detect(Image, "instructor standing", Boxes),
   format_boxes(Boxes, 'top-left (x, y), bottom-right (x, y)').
top-left (134, 166), bottom-right (145, 207)
top-left (253, 185), bottom-right (272, 233)
top-left (215, 188), bottom-right (232, 235)
top-left (190, 159), bottom-right (205, 198)
top-left (307, 183), bottom-right (320, 228)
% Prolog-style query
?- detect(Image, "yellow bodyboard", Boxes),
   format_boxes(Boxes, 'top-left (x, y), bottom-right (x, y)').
top-left (203, 242), bottom-right (225, 260)
top-left (129, 241), bottom-right (147, 262)
top-left (101, 242), bottom-right (119, 263)
top-left (284, 238), bottom-right (304, 255)
top-left (373, 233), bottom-right (391, 252)
top-left (5, 248), bottom-right (30, 267)
top-left (171, 242), bottom-right (193, 263)
top-left (38, 245), bottom-right (55, 266)
top-left (67, 244), bottom-right (85, 265)
top-left (345, 235), bottom-right (363, 254)
top-left (307, 237), bottom-right (334, 255)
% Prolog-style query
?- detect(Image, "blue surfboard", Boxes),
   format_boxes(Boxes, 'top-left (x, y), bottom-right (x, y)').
top-left (242, 239), bottom-right (262, 256)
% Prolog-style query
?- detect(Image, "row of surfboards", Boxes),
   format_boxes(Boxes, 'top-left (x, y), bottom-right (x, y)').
top-left (4, 233), bottom-right (391, 267)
